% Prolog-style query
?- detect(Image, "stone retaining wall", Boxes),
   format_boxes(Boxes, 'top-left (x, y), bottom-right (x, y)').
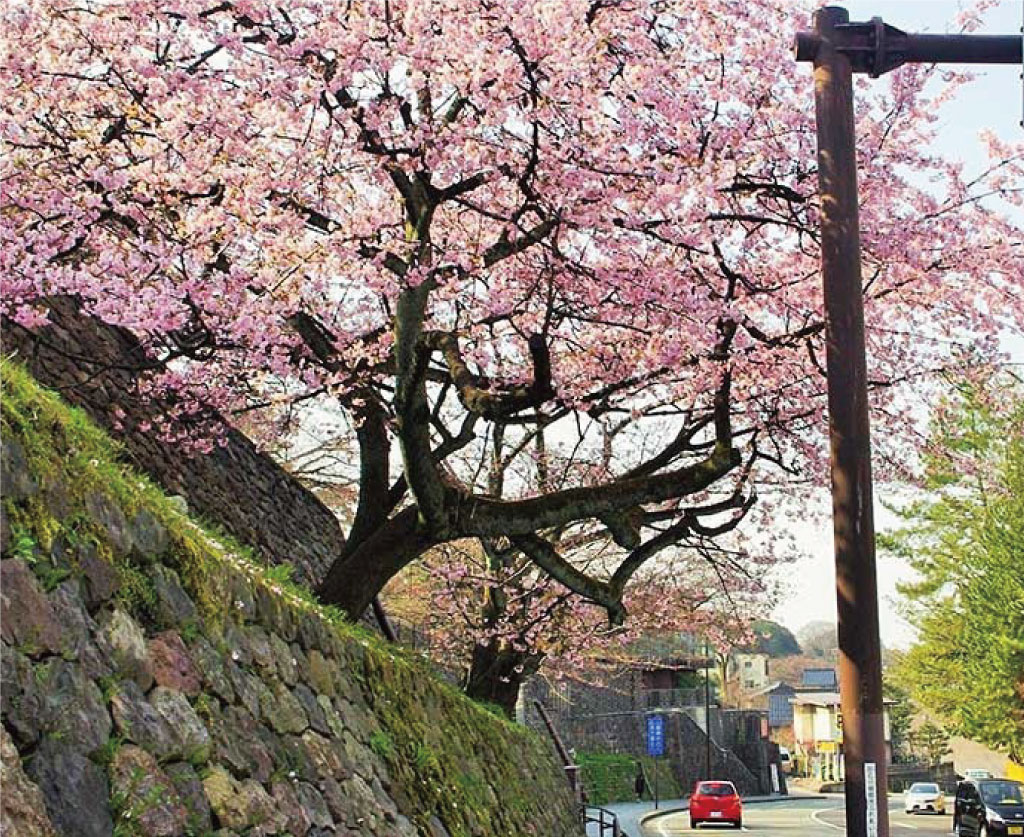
top-left (0, 362), bottom-right (581, 837)
top-left (3, 297), bottom-right (344, 588)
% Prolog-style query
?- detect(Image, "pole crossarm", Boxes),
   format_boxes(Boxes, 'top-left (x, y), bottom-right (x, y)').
top-left (796, 17), bottom-right (1023, 77)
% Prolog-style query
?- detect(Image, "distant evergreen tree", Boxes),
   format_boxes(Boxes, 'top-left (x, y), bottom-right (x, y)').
top-left (883, 671), bottom-right (914, 763)
top-left (885, 377), bottom-right (1024, 762)
top-left (907, 721), bottom-right (951, 767)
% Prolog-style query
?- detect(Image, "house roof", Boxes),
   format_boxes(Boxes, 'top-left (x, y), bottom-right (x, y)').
top-left (750, 681), bottom-right (796, 697)
top-left (591, 655), bottom-right (706, 672)
top-left (800, 668), bottom-right (838, 690)
top-left (790, 691), bottom-right (897, 707)
top-left (791, 691), bottom-right (842, 707)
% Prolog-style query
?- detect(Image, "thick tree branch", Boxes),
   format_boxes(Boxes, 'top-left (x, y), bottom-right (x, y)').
top-left (345, 399), bottom-right (392, 548)
top-left (482, 217), bottom-right (558, 267)
top-left (460, 443), bottom-right (740, 538)
top-left (598, 509), bottom-right (642, 550)
top-left (609, 516), bottom-right (694, 595)
top-left (394, 280), bottom-right (452, 535)
top-left (422, 331), bottom-right (553, 420)
top-left (318, 506), bottom-right (434, 614)
top-left (385, 410), bottom-right (479, 510)
top-left (511, 533), bottom-right (625, 625)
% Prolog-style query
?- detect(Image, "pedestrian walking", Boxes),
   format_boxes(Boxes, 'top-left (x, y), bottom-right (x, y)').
top-left (635, 762), bottom-right (647, 801)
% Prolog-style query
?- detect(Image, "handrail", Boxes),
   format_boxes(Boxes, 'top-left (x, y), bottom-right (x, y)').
top-left (534, 700), bottom-right (582, 805)
top-left (583, 805), bottom-right (621, 837)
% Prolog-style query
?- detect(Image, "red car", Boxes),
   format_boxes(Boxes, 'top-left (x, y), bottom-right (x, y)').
top-left (690, 780), bottom-right (743, 829)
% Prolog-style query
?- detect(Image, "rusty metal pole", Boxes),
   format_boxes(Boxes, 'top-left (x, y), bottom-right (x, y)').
top-left (807, 7), bottom-right (889, 837)
top-left (533, 700), bottom-right (582, 804)
top-left (704, 641), bottom-right (712, 781)
top-left (794, 7), bottom-right (1020, 835)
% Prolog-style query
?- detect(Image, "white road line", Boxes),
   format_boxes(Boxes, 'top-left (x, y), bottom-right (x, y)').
top-left (894, 824), bottom-right (919, 830)
top-left (646, 814), bottom-right (750, 834)
top-left (651, 816), bottom-right (676, 836)
top-left (810, 807), bottom-right (846, 831)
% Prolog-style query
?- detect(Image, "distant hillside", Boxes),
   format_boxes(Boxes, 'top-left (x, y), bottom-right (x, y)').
top-left (796, 621), bottom-right (839, 658)
top-left (745, 620), bottom-right (802, 657)
top-left (770, 655), bottom-right (839, 688)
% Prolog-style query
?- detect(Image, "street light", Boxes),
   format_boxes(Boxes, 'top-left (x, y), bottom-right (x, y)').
top-left (704, 640), bottom-right (712, 781)
top-left (795, 9), bottom-right (1022, 837)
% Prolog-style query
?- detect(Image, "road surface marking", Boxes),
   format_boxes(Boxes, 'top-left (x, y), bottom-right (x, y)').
top-left (811, 807), bottom-right (846, 831)
top-left (646, 814), bottom-right (748, 834)
top-left (651, 816), bottom-right (676, 836)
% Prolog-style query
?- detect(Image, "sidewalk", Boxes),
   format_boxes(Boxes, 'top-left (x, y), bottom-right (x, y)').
top-left (587, 792), bottom-right (826, 837)
top-left (585, 797), bottom-right (688, 837)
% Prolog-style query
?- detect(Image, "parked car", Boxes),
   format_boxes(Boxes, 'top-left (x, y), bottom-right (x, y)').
top-left (690, 780), bottom-right (743, 830)
top-left (954, 778), bottom-right (1024, 836)
top-left (905, 781), bottom-right (946, 815)
top-left (778, 746), bottom-right (793, 773)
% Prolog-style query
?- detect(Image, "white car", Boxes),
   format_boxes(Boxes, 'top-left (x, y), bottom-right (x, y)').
top-left (905, 782), bottom-right (947, 815)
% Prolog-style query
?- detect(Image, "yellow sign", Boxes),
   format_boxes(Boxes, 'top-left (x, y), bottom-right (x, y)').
top-left (818, 741), bottom-right (838, 754)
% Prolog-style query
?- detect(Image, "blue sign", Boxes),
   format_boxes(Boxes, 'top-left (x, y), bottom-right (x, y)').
top-left (646, 715), bottom-right (665, 757)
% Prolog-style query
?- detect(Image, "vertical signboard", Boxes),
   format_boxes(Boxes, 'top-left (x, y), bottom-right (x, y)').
top-left (646, 715), bottom-right (665, 757)
top-left (645, 715), bottom-right (665, 809)
top-left (864, 762), bottom-right (879, 837)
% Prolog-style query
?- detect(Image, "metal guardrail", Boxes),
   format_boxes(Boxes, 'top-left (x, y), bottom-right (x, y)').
top-left (583, 805), bottom-right (621, 837)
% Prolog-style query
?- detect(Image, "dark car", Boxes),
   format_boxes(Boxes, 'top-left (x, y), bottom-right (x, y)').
top-left (954, 778), bottom-right (1024, 837)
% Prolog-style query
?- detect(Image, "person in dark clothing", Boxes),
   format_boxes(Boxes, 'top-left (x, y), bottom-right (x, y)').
top-left (635, 762), bottom-right (647, 800)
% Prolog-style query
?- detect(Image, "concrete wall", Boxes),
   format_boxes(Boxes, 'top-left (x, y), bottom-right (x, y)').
top-left (525, 672), bottom-right (782, 797)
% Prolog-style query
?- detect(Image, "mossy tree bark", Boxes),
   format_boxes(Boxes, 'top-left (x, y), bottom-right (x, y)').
top-left (464, 640), bottom-right (544, 719)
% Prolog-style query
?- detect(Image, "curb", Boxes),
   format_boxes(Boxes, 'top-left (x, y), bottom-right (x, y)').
top-left (638, 805), bottom-right (687, 832)
top-left (637, 794), bottom-right (829, 833)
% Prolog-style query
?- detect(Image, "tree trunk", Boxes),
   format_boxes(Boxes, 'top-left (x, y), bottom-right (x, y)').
top-left (464, 639), bottom-right (543, 719)
top-left (317, 505), bottom-right (435, 618)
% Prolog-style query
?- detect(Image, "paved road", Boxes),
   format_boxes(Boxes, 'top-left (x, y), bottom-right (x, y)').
top-left (642, 795), bottom-right (954, 836)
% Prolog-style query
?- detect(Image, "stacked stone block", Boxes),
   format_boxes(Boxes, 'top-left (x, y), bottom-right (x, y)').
top-left (0, 369), bottom-right (581, 837)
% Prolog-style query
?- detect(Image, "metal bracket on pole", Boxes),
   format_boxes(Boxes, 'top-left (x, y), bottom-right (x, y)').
top-left (796, 16), bottom-right (1022, 77)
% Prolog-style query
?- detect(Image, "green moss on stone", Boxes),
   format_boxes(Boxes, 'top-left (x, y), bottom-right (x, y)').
top-left (1, 359), bottom-right (579, 837)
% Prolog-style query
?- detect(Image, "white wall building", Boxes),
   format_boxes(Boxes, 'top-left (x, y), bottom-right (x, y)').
top-left (791, 691), bottom-right (893, 780)
top-left (728, 652), bottom-right (771, 692)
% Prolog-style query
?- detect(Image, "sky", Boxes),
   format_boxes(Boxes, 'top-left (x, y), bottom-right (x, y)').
top-left (768, 0), bottom-right (1023, 649)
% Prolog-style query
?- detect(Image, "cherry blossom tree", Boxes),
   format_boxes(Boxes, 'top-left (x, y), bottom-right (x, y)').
top-left (383, 421), bottom-right (773, 713)
top-left (3, 0), bottom-right (1022, 648)
top-left (385, 540), bottom-right (766, 714)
